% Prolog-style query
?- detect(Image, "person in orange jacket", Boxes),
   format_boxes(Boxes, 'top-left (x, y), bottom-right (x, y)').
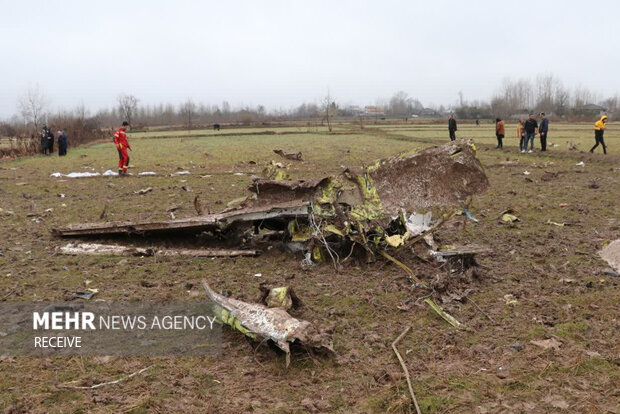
top-left (517, 119), bottom-right (525, 152)
top-left (590, 115), bottom-right (608, 154)
top-left (495, 118), bottom-right (505, 149)
top-left (114, 121), bottom-right (132, 175)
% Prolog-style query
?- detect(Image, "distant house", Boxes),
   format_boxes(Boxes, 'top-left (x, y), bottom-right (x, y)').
top-left (346, 105), bottom-right (364, 116)
top-left (575, 104), bottom-right (607, 117)
top-left (364, 106), bottom-right (385, 118)
top-left (419, 108), bottom-right (439, 117)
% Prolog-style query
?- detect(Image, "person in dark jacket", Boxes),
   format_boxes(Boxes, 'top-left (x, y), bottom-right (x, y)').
top-left (590, 115), bottom-right (608, 154)
top-left (40, 126), bottom-right (49, 154)
top-left (47, 129), bottom-right (54, 154)
top-left (539, 112), bottom-right (549, 151)
top-left (448, 114), bottom-right (457, 141)
top-left (523, 113), bottom-right (538, 153)
top-left (57, 129), bottom-right (68, 156)
top-left (495, 118), bottom-right (505, 149)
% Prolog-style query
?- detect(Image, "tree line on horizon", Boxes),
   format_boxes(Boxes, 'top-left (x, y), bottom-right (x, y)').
top-left (2, 74), bottom-right (617, 144)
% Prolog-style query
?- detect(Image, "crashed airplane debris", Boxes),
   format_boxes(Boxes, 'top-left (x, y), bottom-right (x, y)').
top-left (58, 243), bottom-right (259, 257)
top-left (273, 149), bottom-right (303, 161)
top-left (203, 280), bottom-right (333, 366)
top-left (52, 140), bottom-right (489, 263)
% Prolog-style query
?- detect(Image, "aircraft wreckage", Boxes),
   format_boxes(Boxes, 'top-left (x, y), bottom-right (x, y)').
top-left (53, 140), bottom-right (489, 264)
top-left (53, 140), bottom-right (489, 365)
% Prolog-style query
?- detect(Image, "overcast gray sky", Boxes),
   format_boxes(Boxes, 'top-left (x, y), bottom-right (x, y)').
top-left (1, 0), bottom-right (619, 118)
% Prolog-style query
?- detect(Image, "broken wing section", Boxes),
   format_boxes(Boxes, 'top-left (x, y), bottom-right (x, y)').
top-left (203, 280), bottom-right (333, 366)
top-left (365, 140), bottom-right (489, 215)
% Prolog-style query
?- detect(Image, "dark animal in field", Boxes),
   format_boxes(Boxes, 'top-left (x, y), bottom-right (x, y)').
top-left (213, 123), bottom-right (221, 131)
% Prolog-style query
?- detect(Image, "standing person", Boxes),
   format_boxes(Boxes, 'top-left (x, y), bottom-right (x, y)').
top-left (40, 126), bottom-right (49, 154)
top-left (475, 119), bottom-right (480, 126)
top-left (114, 121), bottom-right (132, 175)
top-left (523, 113), bottom-right (538, 153)
top-left (539, 113), bottom-right (549, 151)
top-left (517, 120), bottom-right (526, 152)
top-left (590, 115), bottom-right (608, 154)
top-left (495, 118), bottom-right (505, 149)
top-left (47, 128), bottom-right (55, 155)
top-left (448, 114), bottom-right (457, 141)
top-left (57, 129), bottom-right (68, 156)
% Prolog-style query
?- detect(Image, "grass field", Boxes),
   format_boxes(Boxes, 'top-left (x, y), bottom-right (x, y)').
top-left (0, 123), bottom-right (619, 413)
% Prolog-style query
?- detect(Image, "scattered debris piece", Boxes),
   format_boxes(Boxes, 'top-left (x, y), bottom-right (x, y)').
top-left (546, 219), bottom-right (569, 227)
top-left (53, 201), bottom-right (309, 237)
top-left (430, 244), bottom-right (489, 273)
top-left (0, 208), bottom-right (15, 216)
top-left (51, 172), bottom-right (101, 178)
top-left (523, 171), bottom-right (531, 175)
top-left (541, 171), bottom-right (559, 181)
top-left (202, 280), bottom-right (333, 366)
top-left (566, 141), bottom-right (579, 150)
top-left (463, 209), bottom-right (479, 223)
top-left (193, 195), bottom-right (203, 215)
top-left (138, 171), bottom-right (157, 176)
top-left (587, 180), bottom-right (600, 189)
top-left (140, 280), bottom-right (157, 288)
top-left (72, 288), bottom-right (98, 300)
top-left (424, 298), bottom-right (462, 328)
top-left (99, 203), bottom-right (108, 220)
top-left (57, 243), bottom-right (259, 257)
top-left (174, 171), bottom-right (190, 175)
top-left (509, 342), bottom-right (524, 352)
top-left (259, 285), bottom-right (302, 310)
top-left (405, 212), bottom-right (433, 236)
top-left (530, 337), bottom-right (561, 351)
top-left (134, 187), bottom-right (153, 195)
top-left (503, 294), bottom-right (518, 306)
top-left (58, 366), bottom-right (152, 389)
top-left (273, 149), bottom-right (303, 161)
top-left (598, 239), bottom-right (620, 273)
top-left (181, 185), bottom-right (192, 192)
top-left (575, 161), bottom-right (585, 167)
top-left (501, 213), bottom-right (520, 223)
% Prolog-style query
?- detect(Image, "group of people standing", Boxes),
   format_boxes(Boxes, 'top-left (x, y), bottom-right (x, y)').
top-left (448, 113), bottom-right (609, 154)
top-left (40, 125), bottom-right (68, 156)
top-left (513, 113), bottom-right (549, 153)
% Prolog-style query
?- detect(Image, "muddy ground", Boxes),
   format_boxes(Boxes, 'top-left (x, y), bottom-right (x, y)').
top-left (0, 124), bottom-right (619, 413)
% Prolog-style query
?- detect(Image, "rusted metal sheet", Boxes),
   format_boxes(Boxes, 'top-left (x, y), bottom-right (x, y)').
top-left (368, 141), bottom-right (489, 214)
top-left (53, 201), bottom-right (309, 237)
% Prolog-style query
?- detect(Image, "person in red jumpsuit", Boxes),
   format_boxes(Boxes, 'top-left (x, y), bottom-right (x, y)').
top-left (114, 121), bottom-right (132, 175)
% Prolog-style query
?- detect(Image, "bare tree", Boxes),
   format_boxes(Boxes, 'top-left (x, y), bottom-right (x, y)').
top-left (321, 90), bottom-right (335, 132)
top-left (18, 85), bottom-right (48, 131)
top-left (179, 99), bottom-right (196, 130)
top-left (602, 94), bottom-right (618, 113)
top-left (388, 91), bottom-right (413, 117)
top-left (117, 94), bottom-right (139, 125)
top-left (74, 102), bottom-right (89, 126)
